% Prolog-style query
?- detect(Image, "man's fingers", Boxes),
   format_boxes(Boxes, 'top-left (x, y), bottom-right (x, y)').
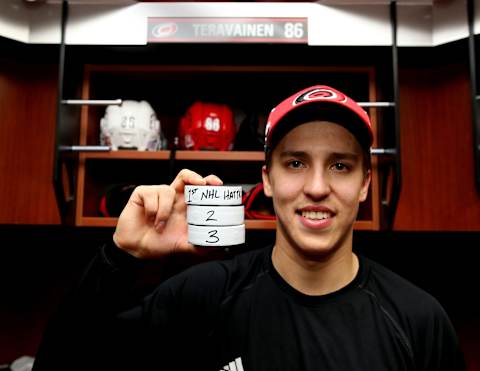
top-left (132, 186), bottom-right (160, 222)
top-left (153, 185), bottom-right (176, 228)
top-left (130, 171), bottom-right (223, 232)
top-left (204, 174), bottom-right (223, 186)
top-left (170, 169), bottom-right (224, 191)
top-left (170, 169), bottom-right (206, 192)
top-left (129, 185), bottom-right (175, 225)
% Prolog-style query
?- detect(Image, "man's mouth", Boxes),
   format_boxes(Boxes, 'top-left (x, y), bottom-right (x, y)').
top-left (301, 210), bottom-right (332, 220)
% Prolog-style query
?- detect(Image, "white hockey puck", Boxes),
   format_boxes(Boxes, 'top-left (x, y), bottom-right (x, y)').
top-left (188, 224), bottom-right (245, 247)
top-left (184, 185), bottom-right (243, 205)
top-left (187, 205), bottom-right (244, 226)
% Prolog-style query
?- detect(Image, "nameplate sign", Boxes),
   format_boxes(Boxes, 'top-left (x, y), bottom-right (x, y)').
top-left (147, 17), bottom-right (308, 44)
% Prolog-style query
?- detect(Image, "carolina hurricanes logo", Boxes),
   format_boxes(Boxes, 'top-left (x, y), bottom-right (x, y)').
top-left (152, 23), bottom-right (178, 38)
top-left (293, 87), bottom-right (347, 106)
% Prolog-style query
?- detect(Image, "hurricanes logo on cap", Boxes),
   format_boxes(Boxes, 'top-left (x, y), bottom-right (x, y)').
top-left (293, 87), bottom-right (347, 105)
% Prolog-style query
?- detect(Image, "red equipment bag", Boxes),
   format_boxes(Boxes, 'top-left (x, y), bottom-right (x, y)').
top-left (242, 183), bottom-right (276, 220)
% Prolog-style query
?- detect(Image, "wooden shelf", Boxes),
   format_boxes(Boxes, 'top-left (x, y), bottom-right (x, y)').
top-left (352, 221), bottom-right (376, 231)
top-left (81, 150), bottom-right (170, 160)
top-left (176, 151), bottom-right (264, 161)
top-left (80, 150), bottom-right (264, 161)
top-left (78, 217), bottom-right (117, 227)
top-left (246, 219), bottom-right (275, 229)
top-left (75, 217), bottom-right (372, 231)
top-left (76, 216), bottom-right (275, 229)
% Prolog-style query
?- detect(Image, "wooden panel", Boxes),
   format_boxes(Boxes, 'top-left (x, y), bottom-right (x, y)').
top-left (76, 64), bottom-right (380, 229)
top-left (394, 63), bottom-right (480, 230)
top-left (0, 62), bottom-right (60, 224)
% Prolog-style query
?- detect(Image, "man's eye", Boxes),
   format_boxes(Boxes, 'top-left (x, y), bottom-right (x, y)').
top-left (288, 160), bottom-right (304, 169)
top-left (333, 162), bottom-right (348, 171)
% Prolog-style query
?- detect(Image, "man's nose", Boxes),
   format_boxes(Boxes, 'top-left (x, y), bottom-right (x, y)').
top-left (303, 169), bottom-right (331, 200)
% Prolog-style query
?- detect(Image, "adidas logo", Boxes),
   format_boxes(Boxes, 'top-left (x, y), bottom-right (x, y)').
top-left (219, 357), bottom-right (245, 371)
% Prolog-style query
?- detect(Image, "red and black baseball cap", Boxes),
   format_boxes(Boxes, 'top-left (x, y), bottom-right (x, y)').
top-left (264, 85), bottom-right (374, 152)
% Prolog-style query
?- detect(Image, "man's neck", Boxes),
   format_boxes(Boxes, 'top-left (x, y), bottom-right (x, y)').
top-left (271, 242), bottom-right (359, 296)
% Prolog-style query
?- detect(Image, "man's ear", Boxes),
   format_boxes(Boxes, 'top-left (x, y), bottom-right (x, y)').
top-left (262, 165), bottom-right (273, 197)
top-left (359, 169), bottom-right (371, 202)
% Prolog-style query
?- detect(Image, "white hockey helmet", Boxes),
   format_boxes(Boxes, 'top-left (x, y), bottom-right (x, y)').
top-left (100, 100), bottom-right (166, 151)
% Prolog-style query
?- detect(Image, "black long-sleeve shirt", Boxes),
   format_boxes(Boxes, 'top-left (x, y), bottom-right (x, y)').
top-left (33, 243), bottom-right (466, 371)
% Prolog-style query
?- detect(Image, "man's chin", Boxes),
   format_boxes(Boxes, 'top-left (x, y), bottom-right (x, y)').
top-left (295, 239), bottom-right (337, 261)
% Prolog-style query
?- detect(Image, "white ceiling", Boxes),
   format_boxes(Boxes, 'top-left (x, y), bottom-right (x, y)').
top-left (2, 0), bottom-right (473, 46)
top-left (25, 0), bottom-right (437, 4)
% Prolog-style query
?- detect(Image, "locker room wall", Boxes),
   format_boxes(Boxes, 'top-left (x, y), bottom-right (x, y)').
top-left (0, 37), bottom-right (479, 368)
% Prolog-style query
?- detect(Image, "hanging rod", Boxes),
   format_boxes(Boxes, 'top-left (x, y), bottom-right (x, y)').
top-left (61, 99), bottom-right (122, 106)
top-left (358, 102), bottom-right (395, 108)
top-left (59, 145), bottom-right (111, 152)
top-left (371, 148), bottom-right (397, 155)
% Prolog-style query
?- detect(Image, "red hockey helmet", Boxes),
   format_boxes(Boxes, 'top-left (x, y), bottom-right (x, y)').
top-left (178, 101), bottom-right (236, 151)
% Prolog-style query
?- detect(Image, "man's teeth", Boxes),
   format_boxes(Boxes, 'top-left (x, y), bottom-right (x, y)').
top-left (301, 211), bottom-right (331, 220)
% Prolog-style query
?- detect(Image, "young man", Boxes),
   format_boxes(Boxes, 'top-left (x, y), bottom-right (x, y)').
top-left (33, 86), bottom-right (465, 371)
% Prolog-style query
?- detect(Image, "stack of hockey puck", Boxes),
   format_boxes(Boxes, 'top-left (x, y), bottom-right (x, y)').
top-left (184, 185), bottom-right (245, 247)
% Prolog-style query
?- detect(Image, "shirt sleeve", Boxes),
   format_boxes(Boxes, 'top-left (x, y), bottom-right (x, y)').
top-left (32, 241), bottom-right (227, 371)
top-left (412, 300), bottom-right (466, 371)
top-left (33, 242), bottom-right (170, 371)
